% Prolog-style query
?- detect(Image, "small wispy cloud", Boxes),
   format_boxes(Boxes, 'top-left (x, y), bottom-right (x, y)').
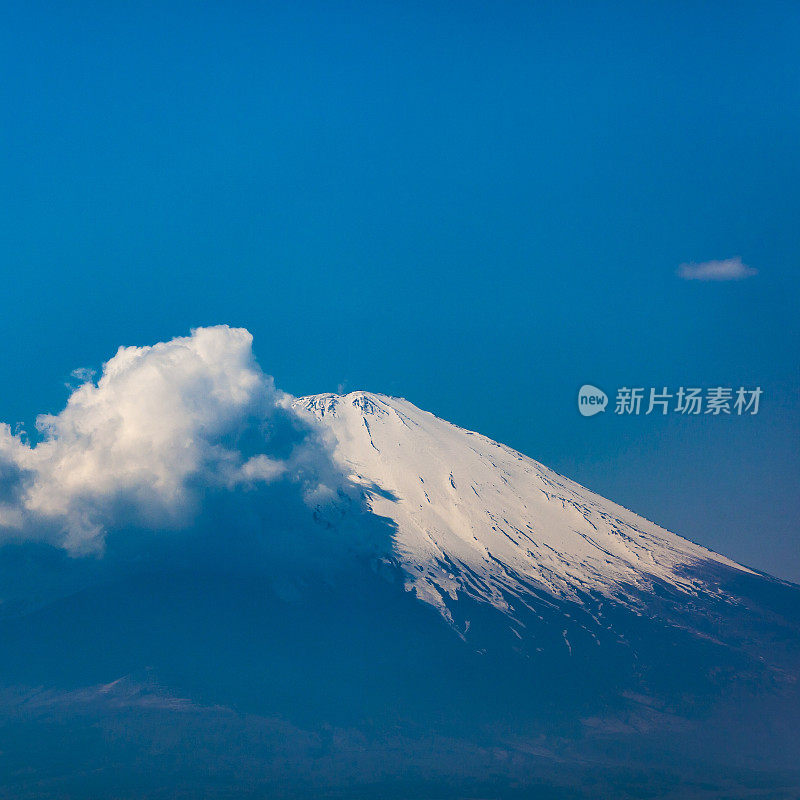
top-left (70, 366), bottom-right (96, 383)
top-left (677, 256), bottom-right (757, 282)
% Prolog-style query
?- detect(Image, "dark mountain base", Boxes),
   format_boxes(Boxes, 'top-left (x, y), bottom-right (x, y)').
top-left (1, 555), bottom-right (798, 799)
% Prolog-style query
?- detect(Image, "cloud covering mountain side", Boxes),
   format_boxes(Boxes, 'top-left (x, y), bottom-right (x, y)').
top-left (0, 326), bottom-right (372, 564)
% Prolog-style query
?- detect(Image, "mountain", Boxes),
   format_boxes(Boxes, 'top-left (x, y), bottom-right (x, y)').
top-left (294, 391), bottom-right (751, 624)
top-left (293, 393), bottom-right (799, 694)
top-left (1, 391), bottom-right (798, 799)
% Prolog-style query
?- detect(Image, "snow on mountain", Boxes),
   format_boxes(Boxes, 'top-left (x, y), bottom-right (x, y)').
top-left (293, 391), bottom-right (752, 622)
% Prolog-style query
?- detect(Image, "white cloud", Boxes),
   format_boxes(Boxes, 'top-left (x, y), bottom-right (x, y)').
top-left (0, 326), bottom-right (342, 555)
top-left (677, 256), bottom-right (757, 281)
top-left (69, 367), bottom-right (96, 383)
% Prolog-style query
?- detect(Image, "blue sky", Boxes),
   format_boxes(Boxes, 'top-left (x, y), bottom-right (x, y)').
top-left (1, 1), bottom-right (798, 580)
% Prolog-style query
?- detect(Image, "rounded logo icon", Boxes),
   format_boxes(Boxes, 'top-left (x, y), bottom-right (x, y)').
top-left (578, 385), bottom-right (608, 417)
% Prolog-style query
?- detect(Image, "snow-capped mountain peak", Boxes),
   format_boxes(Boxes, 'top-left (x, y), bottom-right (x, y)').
top-left (293, 392), bottom-right (751, 622)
